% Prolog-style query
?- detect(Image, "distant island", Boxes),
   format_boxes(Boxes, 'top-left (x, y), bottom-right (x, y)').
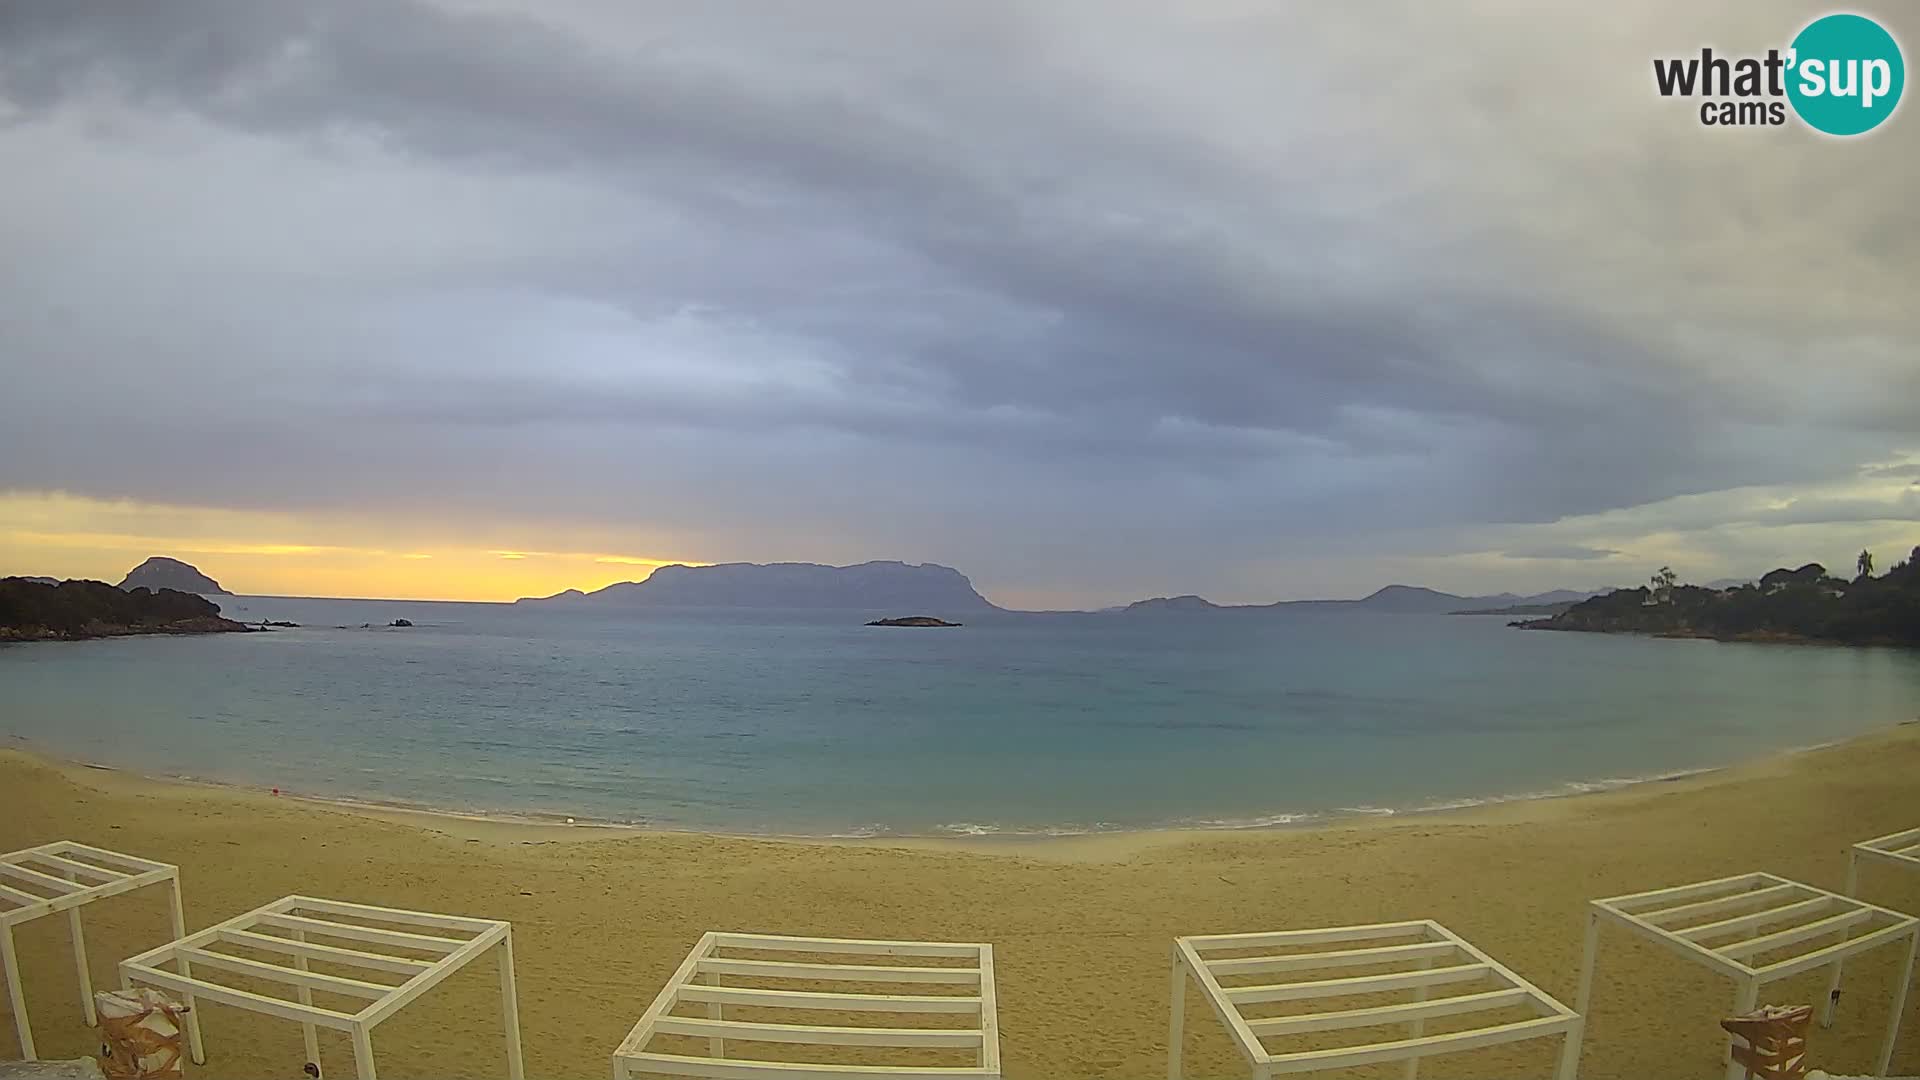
top-left (1516, 548), bottom-right (1920, 646)
top-left (1123, 585), bottom-right (1600, 616)
top-left (866, 616), bottom-right (961, 627)
top-left (1124, 594), bottom-right (1220, 613)
top-left (0, 578), bottom-right (249, 642)
top-left (119, 556), bottom-right (230, 596)
top-left (518, 561), bottom-right (1616, 616)
top-left (518, 561), bottom-right (998, 612)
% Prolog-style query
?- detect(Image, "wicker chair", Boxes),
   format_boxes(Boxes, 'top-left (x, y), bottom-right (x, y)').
top-left (1721, 1004), bottom-right (1812, 1080)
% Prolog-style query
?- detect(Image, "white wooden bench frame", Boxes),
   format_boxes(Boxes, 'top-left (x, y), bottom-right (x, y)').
top-left (1578, 872), bottom-right (1919, 1080)
top-left (1823, 828), bottom-right (1920, 1032)
top-left (120, 894), bottom-right (524, 1080)
top-left (612, 932), bottom-right (1001, 1080)
top-left (0, 840), bottom-right (187, 1062)
top-left (1170, 920), bottom-right (1583, 1079)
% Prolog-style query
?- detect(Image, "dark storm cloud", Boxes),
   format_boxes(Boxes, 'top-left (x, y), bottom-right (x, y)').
top-left (1, 0), bottom-right (1916, 601)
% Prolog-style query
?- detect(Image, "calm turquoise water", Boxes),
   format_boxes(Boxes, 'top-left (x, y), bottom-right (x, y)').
top-left (2, 597), bottom-right (1916, 835)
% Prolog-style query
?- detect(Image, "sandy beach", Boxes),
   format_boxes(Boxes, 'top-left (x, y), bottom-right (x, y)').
top-left (3, 726), bottom-right (1919, 1079)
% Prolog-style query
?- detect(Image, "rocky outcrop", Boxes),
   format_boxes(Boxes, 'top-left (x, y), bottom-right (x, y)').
top-left (1, 578), bottom-right (249, 641)
top-left (118, 557), bottom-right (229, 596)
top-left (866, 616), bottom-right (961, 627)
top-left (1516, 554), bottom-right (1920, 646)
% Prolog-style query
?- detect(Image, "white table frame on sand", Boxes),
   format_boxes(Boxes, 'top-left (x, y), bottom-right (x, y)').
top-left (1169, 920), bottom-right (1583, 1080)
top-left (1824, 827), bottom-right (1920, 1031)
top-left (0, 840), bottom-right (187, 1063)
top-left (1579, 872), bottom-right (1919, 1080)
top-left (120, 895), bottom-right (524, 1080)
top-left (612, 932), bottom-right (1001, 1080)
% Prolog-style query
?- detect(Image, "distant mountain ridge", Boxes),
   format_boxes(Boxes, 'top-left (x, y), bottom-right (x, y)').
top-left (524, 561), bottom-right (1603, 615)
top-left (518, 560), bottom-right (999, 612)
top-left (119, 557), bottom-right (229, 596)
top-left (1123, 584), bottom-right (1604, 615)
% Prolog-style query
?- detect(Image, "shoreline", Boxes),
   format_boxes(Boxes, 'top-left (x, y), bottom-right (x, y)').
top-left (0, 618), bottom-right (254, 643)
top-left (0, 740), bottom-right (1738, 842)
top-left (7, 724), bottom-right (1920, 1077)
top-left (5, 724), bottom-right (1898, 856)
top-left (1515, 620), bottom-right (1919, 648)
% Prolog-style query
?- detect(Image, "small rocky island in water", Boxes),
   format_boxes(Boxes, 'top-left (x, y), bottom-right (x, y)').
top-left (866, 616), bottom-right (962, 627)
top-left (118, 555), bottom-right (230, 595)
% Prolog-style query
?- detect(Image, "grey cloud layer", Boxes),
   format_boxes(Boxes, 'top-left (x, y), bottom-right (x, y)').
top-left (1, 0), bottom-right (1915, 600)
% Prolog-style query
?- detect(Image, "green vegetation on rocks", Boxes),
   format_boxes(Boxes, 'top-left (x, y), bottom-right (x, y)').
top-left (1517, 547), bottom-right (1920, 645)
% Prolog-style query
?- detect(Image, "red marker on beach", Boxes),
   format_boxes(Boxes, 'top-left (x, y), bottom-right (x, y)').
top-left (272, 787), bottom-right (280, 795)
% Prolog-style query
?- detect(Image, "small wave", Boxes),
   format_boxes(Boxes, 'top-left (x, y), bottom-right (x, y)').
top-left (937, 822), bottom-right (1002, 836)
top-left (51, 746), bottom-right (1740, 841)
top-left (1190, 811), bottom-right (1324, 829)
top-left (1406, 796), bottom-right (1489, 813)
top-left (932, 822), bottom-right (1111, 837)
top-left (1390, 765), bottom-right (1723, 816)
top-left (821, 824), bottom-right (890, 839)
top-left (1174, 765), bottom-right (1730, 830)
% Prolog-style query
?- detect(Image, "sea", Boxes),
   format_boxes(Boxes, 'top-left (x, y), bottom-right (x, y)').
top-left (2, 596), bottom-right (1916, 837)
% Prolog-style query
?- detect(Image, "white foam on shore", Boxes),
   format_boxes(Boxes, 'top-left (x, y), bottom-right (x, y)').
top-left (20, 735), bottom-right (1865, 841)
top-left (129, 764), bottom-right (1738, 838)
top-left (1189, 811), bottom-right (1323, 830)
top-left (1385, 765), bottom-right (1725, 817)
top-left (934, 822), bottom-right (1113, 837)
top-left (939, 822), bottom-right (1002, 836)
top-left (1167, 762), bottom-right (1731, 831)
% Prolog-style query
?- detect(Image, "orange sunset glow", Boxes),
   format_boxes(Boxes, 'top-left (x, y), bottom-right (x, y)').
top-left (0, 491), bottom-right (697, 601)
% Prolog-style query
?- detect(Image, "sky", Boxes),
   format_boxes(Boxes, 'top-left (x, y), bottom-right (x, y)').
top-left (1, 1), bottom-right (1916, 608)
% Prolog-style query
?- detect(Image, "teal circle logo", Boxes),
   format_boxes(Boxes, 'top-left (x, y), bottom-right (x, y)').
top-left (1786, 13), bottom-right (1904, 135)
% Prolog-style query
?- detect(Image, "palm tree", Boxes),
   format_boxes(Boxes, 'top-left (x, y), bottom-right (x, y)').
top-left (1857, 549), bottom-right (1874, 580)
